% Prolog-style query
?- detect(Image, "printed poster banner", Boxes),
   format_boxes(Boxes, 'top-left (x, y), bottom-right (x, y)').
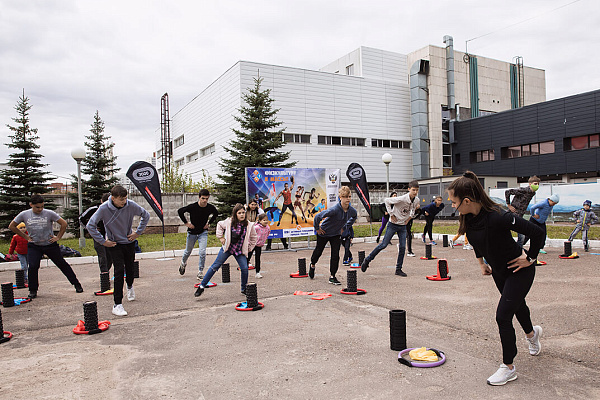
top-left (245, 167), bottom-right (341, 239)
top-left (126, 161), bottom-right (164, 222)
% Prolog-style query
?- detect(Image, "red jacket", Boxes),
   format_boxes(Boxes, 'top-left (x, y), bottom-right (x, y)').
top-left (9, 234), bottom-right (28, 255)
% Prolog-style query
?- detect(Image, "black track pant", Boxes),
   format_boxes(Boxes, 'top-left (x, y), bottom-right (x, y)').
top-left (423, 216), bottom-right (435, 241)
top-left (310, 235), bottom-right (341, 277)
top-left (492, 265), bottom-right (536, 365)
top-left (106, 242), bottom-right (136, 305)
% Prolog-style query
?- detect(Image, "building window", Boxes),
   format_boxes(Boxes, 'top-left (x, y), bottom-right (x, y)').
top-left (318, 135), bottom-right (364, 146)
top-left (284, 133), bottom-right (311, 144)
top-left (200, 144), bottom-right (215, 157)
top-left (174, 135), bottom-right (184, 148)
top-left (564, 134), bottom-right (600, 151)
top-left (371, 139), bottom-right (411, 149)
top-left (502, 140), bottom-right (554, 159)
top-left (346, 64), bottom-right (354, 75)
top-left (175, 158), bottom-right (184, 167)
top-left (186, 152), bottom-right (198, 163)
top-left (497, 181), bottom-right (508, 189)
top-left (470, 149), bottom-right (495, 163)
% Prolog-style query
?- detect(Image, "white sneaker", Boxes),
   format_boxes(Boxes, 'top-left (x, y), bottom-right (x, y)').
top-left (112, 304), bottom-right (128, 316)
top-left (407, 252), bottom-right (415, 257)
top-left (449, 239), bottom-right (455, 248)
top-left (487, 364), bottom-right (517, 386)
top-left (255, 272), bottom-right (263, 278)
top-left (197, 271), bottom-right (204, 280)
top-left (463, 244), bottom-right (473, 250)
top-left (527, 325), bottom-right (542, 355)
top-left (179, 261), bottom-right (186, 275)
top-left (127, 286), bottom-right (135, 301)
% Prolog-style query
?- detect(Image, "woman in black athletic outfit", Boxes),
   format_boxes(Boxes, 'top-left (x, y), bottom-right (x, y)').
top-left (447, 171), bottom-right (545, 386)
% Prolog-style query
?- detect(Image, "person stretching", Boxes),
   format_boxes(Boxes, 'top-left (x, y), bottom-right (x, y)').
top-left (195, 203), bottom-right (257, 297)
top-left (361, 181), bottom-right (420, 277)
top-left (421, 196), bottom-right (445, 245)
top-left (309, 186), bottom-right (357, 285)
top-left (448, 171), bottom-right (545, 386)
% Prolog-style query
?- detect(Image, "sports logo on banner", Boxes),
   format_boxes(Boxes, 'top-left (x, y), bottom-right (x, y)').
top-left (126, 161), bottom-right (163, 221)
top-left (346, 163), bottom-right (371, 218)
top-left (245, 168), bottom-right (340, 239)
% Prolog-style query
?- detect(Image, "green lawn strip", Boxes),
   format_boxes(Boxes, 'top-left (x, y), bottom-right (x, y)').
top-left (0, 222), bottom-right (596, 257)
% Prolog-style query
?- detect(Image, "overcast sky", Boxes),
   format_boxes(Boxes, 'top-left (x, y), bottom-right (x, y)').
top-left (1, 0), bottom-right (597, 184)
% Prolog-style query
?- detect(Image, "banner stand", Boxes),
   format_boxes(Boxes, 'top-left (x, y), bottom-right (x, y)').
top-left (156, 222), bottom-right (174, 261)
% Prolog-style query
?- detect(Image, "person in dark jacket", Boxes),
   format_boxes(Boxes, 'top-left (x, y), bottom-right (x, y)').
top-left (309, 186), bottom-right (357, 285)
top-left (504, 176), bottom-right (540, 247)
top-left (448, 171), bottom-right (545, 386)
top-left (80, 193), bottom-right (112, 276)
top-left (420, 196), bottom-right (445, 245)
top-left (177, 189), bottom-right (218, 279)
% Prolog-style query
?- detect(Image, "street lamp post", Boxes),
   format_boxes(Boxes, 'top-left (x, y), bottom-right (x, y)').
top-left (382, 153), bottom-right (393, 197)
top-left (71, 148), bottom-right (86, 249)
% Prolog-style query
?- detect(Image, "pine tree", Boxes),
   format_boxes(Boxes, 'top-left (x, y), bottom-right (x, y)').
top-left (0, 93), bottom-right (53, 238)
top-left (64, 111), bottom-right (119, 234)
top-left (216, 76), bottom-right (296, 217)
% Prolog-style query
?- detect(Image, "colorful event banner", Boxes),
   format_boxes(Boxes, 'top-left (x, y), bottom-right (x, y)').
top-left (245, 168), bottom-right (341, 239)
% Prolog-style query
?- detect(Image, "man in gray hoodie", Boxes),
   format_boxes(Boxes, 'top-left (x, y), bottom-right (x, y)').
top-left (87, 185), bottom-right (150, 316)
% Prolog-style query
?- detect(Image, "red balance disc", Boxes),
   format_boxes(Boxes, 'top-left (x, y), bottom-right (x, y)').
top-left (72, 320), bottom-right (111, 335)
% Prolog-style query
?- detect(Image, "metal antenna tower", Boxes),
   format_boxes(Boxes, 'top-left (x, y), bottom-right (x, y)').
top-left (160, 93), bottom-right (172, 180)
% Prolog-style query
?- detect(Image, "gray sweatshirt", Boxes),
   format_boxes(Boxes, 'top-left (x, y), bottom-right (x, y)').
top-left (87, 197), bottom-right (150, 245)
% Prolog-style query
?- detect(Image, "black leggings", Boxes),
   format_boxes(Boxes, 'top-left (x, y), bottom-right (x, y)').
top-left (106, 243), bottom-right (136, 305)
top-left (406, 219), bottom-right (413, 253)
top-left (310, 235), bottom-right (341, 277)
top-left (492, 265), bottom-right (536, 365)
top-left (423, 216), bottom-right (434, 241)
top-left (248, 246), bottom-right (263, 273)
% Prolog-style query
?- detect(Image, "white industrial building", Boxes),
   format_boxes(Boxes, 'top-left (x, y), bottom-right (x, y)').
top-left (156, 37), bottom-right (546, 185)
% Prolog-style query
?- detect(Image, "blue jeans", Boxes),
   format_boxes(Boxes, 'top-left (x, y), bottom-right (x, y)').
top-left (182, 231), bottom-right (209, 273)
top-left (17, 254), bottom-right (28, 280)
top-left (366, 222), bottom-right (407, 273)
top-left (201, 248), bottom-right (248, 292)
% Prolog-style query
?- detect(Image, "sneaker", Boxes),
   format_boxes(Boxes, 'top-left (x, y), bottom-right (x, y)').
top-left (527, 325), bottom-right (542, 356)
top-left (28, 291), bottom-right (37, 299)
top-left (360, 259), bottom-right (370, 272)
top-left (179, 261), bottom-right (186, 275)
top-left (376, 236), bottom-right (380, 243)
top-left (449, 239), bottom-right (455, 248)
top-left (347, 257), bottom-right (353, 264)
top-left (487, 364), bottom-right (517, 386)
top-left (194, 286), bottom-right (204, 297)
top-left (539, 249), bottom-right (547, 254)
top-left (329, 276), bottom-right (341, 285)
top-left (395, 270), bottom-right (407, 277)
top-left (127, 286), bottom-right (135, 301)
top-left (407, 252), bottom-right (415, 257)
top-left (197, 271), bottom-right (204, 280)
top-left (463, 244), bottom-right (473, 250)
top-left (241, 289), bottom-right (246, 295)
top-left (112, 304), bottom-right (128, 316)
top-left (431, 241), bottom-right (437, 246)
top-left (248, 263), bottom-right (253, 269)
top-left (255, 272), bottom-right (263, 279)
top-left (342, 260), bottom-right (350, 266)
top-left (309, 264), bottom-right (315, 279)
top-left (74, 283), bottom-right (84, 293)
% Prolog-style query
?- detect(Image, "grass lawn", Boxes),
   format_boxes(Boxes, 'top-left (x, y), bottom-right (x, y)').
top-left (1, 221), bottom-right (597, 257)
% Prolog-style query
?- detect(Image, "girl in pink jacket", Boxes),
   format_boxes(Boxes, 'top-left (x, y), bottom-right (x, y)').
top-left (251, 213), bottom-right (271, 278)
top-left (195, 203), bottom-right (257, 298)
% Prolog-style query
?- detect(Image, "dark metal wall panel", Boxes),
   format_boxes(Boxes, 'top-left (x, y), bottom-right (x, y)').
top-left (452, 89), bottom-right (600, 178)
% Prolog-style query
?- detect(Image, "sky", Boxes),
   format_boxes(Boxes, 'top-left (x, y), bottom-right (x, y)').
top-left (1, 0), bottom-right (598, 184)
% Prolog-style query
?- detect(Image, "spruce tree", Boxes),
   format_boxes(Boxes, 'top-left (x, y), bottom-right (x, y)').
top-left (0, 93), bottom-right (53, 238)
top-left (216, 76), bottom-right (296, 217)
top-left (64, 111), bottom-right (119, 233)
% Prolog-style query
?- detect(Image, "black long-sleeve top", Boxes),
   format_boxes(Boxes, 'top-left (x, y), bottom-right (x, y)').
top-left (177, 202), bottom-right (218, 234)
top-left (465, 208), bottom-right (544, 275)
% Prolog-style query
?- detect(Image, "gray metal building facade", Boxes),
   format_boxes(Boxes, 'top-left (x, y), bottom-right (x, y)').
top-left (452, 89), bottom-right (600, 181)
